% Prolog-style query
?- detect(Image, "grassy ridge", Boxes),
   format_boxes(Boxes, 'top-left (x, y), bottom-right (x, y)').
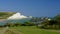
top-left (0, 12), bottom-right (16, 19)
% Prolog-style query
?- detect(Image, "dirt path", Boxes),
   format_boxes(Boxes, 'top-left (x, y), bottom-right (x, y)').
top-left (8, 28), bottom-right (23, 34)
top-left (0, 27), bottom-right (22, 34)
top-left (0, 27), bottom-right (9, 34)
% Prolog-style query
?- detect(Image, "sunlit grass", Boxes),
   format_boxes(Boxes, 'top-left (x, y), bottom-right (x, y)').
top-left (10, 26), bottom-right (60, 34)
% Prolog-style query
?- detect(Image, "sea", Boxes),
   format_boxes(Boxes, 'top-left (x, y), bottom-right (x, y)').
top-left (0, 18), bottom-right (31, 26)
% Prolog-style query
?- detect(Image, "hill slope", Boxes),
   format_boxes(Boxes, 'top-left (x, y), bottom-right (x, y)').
top-left (0, 12), bottom-right (16, 19)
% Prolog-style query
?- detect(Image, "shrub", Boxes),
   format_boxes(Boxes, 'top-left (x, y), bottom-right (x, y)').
top-left (23, 21), bottom-right (35, 26)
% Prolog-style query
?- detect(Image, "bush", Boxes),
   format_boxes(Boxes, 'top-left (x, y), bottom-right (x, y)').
top-left (37, 20), bottom-right (60, 29)
top-left (15, 22), bottom-right (21, 26)
top-left (23, 21), bottom-right (35, 26)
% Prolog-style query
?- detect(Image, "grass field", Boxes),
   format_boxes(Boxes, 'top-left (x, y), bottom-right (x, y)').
top-left (9, 26), bottom-right (60, 34)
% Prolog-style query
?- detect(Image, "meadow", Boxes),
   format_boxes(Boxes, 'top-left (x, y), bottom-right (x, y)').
top-left (9, 26), bottom-right (60, 34)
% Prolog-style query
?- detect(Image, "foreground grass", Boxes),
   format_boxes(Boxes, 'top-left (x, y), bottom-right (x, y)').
top-left (10, 26), bottom-right (60, 34)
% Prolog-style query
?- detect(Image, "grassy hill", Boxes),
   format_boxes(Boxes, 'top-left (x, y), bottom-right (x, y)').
top-left (0, 12), bottom-right (16, 19)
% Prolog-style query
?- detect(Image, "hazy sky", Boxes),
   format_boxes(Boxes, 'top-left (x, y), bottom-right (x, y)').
top-left (0, 0), bottom-right (60, 17)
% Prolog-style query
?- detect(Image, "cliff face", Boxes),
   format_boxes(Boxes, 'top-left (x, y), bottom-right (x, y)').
top-left (0, 12), bottom-right (32, 19)
top-left (7, 12), bottom-right (28, 20)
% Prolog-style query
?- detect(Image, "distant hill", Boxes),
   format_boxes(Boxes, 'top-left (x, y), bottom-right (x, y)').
top-left (0, 12), bottom-right (16, 19)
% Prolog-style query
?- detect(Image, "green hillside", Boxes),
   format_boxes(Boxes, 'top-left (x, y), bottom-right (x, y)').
top-left (0, 12), bottom-right (16, 19)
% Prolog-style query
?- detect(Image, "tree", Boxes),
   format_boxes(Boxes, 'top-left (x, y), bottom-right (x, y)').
top-left (39, 14), bottom-right (60, 29)
top-left (54, 14), bottom-right (60, 25)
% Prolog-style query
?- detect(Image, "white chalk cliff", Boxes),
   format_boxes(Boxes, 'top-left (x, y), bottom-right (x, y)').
top-left (7, 12), bottom-right (32, 20)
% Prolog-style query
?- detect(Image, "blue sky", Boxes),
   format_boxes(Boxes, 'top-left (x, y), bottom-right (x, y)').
top-left (0, 0), bottom-right (60, 17)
